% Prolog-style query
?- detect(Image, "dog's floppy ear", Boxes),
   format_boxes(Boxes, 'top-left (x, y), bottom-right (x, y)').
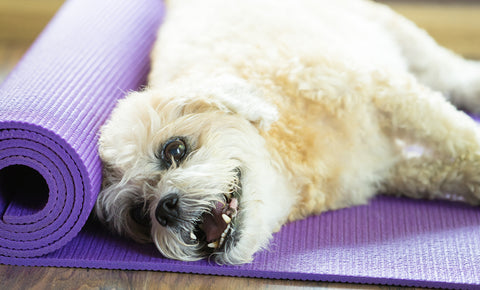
top-left (185, 75), bottom-right (279, 130)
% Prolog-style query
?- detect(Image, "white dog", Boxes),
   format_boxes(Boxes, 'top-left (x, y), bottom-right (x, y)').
top-left (96, 0), bottom-right (480, 264)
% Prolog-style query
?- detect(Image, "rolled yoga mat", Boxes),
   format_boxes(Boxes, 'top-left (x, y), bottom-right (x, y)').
top-left (1, 0), bottom-right (480, 289)
top-left (0, 0), bottom-right (164, 257)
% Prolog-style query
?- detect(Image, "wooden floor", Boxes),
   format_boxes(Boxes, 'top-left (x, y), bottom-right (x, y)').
top-left (2, 264), bottom-right (401, 290)
top-left (0, 1), bottom-right (479, 289)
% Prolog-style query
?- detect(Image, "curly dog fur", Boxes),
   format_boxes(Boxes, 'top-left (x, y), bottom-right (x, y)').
top-left (96, 0), bottom-right (480, 264)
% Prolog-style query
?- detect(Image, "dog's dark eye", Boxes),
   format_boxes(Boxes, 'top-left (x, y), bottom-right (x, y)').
top-left (130, 204), bottom-right (150, 226)
top-left (161, 138), bottom-right (187, 166)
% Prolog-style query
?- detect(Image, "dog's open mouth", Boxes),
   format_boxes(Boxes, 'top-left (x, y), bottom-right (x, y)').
top-left (192, 171), bottom-right (241, 251)
top-left (200, 194), bottom-right (238, 248)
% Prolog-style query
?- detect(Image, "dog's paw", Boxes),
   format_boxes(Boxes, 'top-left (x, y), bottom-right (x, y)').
top-left (442, 154), bottom-right (480, 205)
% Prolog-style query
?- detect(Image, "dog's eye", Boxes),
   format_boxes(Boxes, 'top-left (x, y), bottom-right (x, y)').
top-left (161, 138), bottom-right (187, 166)
top-left (130, 204), bottom-right (150, 226)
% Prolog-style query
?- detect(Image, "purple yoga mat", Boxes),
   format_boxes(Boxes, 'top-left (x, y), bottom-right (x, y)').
top-left (3, 197), bottom-right (480, 289)
top-left (0, 0), bottom-right (163, 257)
top-left (1, 0), bottom-right (480, 289)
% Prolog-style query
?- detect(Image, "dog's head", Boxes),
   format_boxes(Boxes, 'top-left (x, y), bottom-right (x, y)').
top-left (96, 77), bottom-right (295, 264)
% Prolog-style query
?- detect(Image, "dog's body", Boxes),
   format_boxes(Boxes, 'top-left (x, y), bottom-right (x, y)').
top-left (96, 0), bottom-right (480, 264)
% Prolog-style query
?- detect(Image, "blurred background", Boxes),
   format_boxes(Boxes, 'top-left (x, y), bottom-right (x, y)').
top-left (0, 0), bottom-right (479, 288)
top-left (0, 0), bottom-right (64, 80)
top-left (0, 0), bottom-right (479, 82)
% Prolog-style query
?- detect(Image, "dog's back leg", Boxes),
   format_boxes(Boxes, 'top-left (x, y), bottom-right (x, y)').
top-left (372, 71), bottom-right (480, 204)
top-left (363, 1), bottom-right (480, 112)
top-left (384, 156), bottom-right (480, 204)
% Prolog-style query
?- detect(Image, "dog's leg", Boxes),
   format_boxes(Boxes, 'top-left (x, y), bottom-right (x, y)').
top-left (384, 156), bottom-right (480, 204)
top-left (364, 1), bottom-right (480, 112)
top-left (372, 71), bottom-right (480, 204)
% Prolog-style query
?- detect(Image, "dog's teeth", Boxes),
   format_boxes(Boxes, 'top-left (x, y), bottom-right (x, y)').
top-left (218, 224), bottom-right (231, 247)
top-left (225, 191), bottom-right (232, 199)
top-left (221, 224), bottom-right (231, 238)
top-left (208, 241), bottom-right (219, 248)
top-left (221, 226), bottom-right (229, 238)
top-left (222, 214), bottom-right (231, 224)
top-left (190, 231), bottom-right (197, 240)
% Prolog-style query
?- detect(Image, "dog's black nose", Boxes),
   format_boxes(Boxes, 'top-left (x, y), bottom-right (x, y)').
top-left (155, 194), bottom-right (179, 227)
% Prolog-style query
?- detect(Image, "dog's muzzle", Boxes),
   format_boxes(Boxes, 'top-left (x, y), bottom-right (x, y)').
top-left (155, 169), bottom-right (242, 254)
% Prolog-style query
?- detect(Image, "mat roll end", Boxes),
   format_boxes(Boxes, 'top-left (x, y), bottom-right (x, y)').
top-left (0, 0), bottom-right (164, 258)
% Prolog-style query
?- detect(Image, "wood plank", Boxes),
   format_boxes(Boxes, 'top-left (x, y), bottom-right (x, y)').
top-left (0, 265), bottom-right (398, 290)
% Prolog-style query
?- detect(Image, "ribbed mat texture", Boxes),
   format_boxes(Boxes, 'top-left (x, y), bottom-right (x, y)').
top-left (0, 1), bottom-right (479, 289)
top-left (0, 0), bottom-right (163, 257)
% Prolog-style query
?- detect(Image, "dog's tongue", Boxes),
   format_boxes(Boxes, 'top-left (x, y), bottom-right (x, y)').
top-left (201, 202), bottom-right (227, 243)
